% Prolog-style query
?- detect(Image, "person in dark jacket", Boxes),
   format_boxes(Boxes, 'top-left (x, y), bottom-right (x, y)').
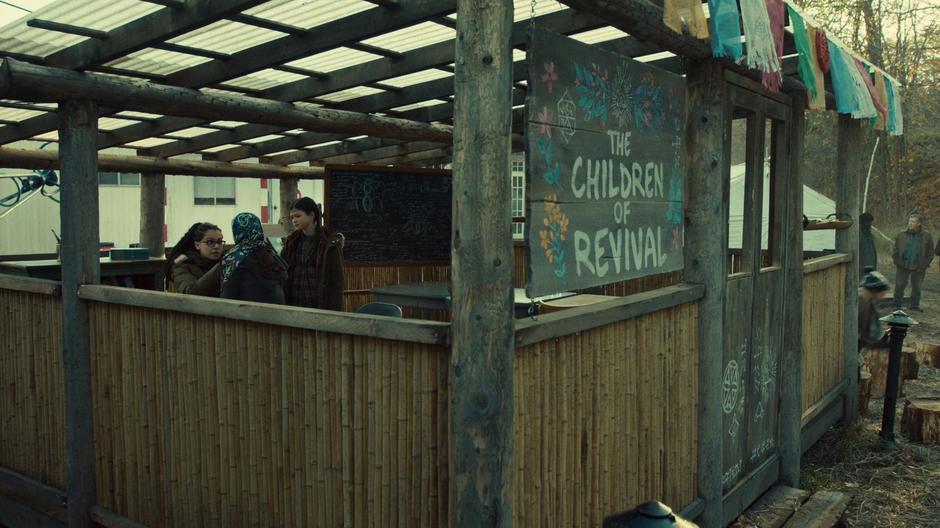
top-left (281, 197), bottom-right (345, 310)
top-left (220, 212), bottom-right (288, 304)
top-left (891, 213), bottom-right (934, 311)
top-left (858, 270), bottom-right (889, 351)
top-left (858, 212), bottom-right (878, 275)
top-left (164, 222), bottom-right (224, 296)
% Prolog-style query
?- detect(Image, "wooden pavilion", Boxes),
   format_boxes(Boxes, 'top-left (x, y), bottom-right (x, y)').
top-left (0, 0), bottom-right (889, 526)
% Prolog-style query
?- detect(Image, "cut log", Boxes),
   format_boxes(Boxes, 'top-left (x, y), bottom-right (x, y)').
top-left (858, 370), bottom-right (872, 416)
top-left (902, 346), bottom-right (920, 380)
top-left (914, 341), bottom-right (940, 368)
top-left (738, 485), bottom-right (810, 528)
top-left (781, 490), bottom-right (850, 528)
top-left (901, 398), bottom-right (940, 444)
top-left (863, 347), bottom-right (903, 398)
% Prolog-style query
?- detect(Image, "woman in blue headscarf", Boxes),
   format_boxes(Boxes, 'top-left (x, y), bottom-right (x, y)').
top-left (220, 212), bottom-right (288, 304)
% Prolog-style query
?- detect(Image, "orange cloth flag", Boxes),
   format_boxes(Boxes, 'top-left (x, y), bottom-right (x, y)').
top-left (873, 71), bottom-right (890, 130)
top-left (805, 24), bottom-right (828, 111)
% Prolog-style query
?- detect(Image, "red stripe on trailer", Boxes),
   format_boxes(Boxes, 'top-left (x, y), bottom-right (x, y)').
top-left (261, 205), bottom-right (270, 223)
top-left (260, 178), bottom-right (268, 189)
top-left (162, 224), bottom-right (167, 242)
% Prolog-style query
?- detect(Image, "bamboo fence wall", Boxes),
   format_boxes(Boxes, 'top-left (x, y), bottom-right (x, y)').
top-left (801, 262), bottom-right (846, 412)
top-left (87, 301), bottom-right (450, 527)
top-left (512, 301), bottom-right (700, 526)
top-left (0, 287), bottom-right (65, 489)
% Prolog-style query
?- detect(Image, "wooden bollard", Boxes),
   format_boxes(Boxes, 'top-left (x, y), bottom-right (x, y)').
top-left (901, 346), bottom-right (920, 380)
top-left (914, 341), bottom-right (940, 368)
top-left (901, 398), bottom-right (940, 443)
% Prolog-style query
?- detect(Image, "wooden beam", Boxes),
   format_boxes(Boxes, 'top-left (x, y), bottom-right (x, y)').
top-left (102, 8), bottom-right (600, 157)
top-left (450, 0), bottom-right (514, 525)
top-left (321, 140), bottom-right (445, 165)
top-left (262, 137), bottom-right (407, 164)
top-left (140, 0), bottom-right (185, 8)
top-left (366, 146), bottom-right (452, 166)
top-left (0, 495), bottom-right (63, 528)
top-left (278, 177), bottom-right (298, 233)
top-left (58, 98), bottom-right (99, 528)
top-left (27, 19), bottom-right (108, 40)
top-left (228, 13), bottom-right (308, 36)
top-left (836, 114), bottom-right (862, 424)
top-left (779, 94), bottom-right (806, 488)
top-left (0, 146), bottom-right (326, 179)
top-left (0, 466), bottom-right (67, 518)
top-left (0, 59), bottom-right (453, 144)
top-left (152, 42), bottom-right (231, 61)
top-left (139, 173), bottom-right (165, 258)
top-left (0, 275), bottom-right (61, 296)
top-left (683, 59), bottom-right (728, 528)
top-left (802, 252), bottom-right (852, 275)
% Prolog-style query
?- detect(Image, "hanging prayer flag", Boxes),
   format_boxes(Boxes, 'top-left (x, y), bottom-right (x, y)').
top-left (844, 54), bottom-right (878, 119)
top-left (664, 0), bottom-right (710, 39)
top-left (740, 0), bottom-right (781, 79)
top-left (873, 71), bottom-right (889, 130)
top-left (815, 28), bottom-right (830, 72)
top-left (827, 41), bottom-right (858, 115)
top-left (786, 4), bottom-right (817, 98)
top-left (707, 0), bottom-right (743, 60)
top-left (855, 59), bottom-right (888, 121)
top-left (885, 77), bottom-right (904, 135)
top-left (762, 0), bottom-right (785, 92)
top-left (805, 25), bottom-right (827, 110)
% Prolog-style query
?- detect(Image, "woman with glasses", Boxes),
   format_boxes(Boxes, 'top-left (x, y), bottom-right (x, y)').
top-left (220, 212), bottom-right (288, 304)
top-left (164, 222), bottom-right (225, 295)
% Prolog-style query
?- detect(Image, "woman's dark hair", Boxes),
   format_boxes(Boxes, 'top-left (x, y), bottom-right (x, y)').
top-left (254, 247), bottom-right (287, 275)
top-left (163, 222), bottom-right (221, 287)
top-left (289, 197), bottom-right (321, 223)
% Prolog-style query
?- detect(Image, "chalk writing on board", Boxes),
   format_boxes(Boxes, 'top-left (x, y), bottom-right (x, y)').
top-left (325, 167), bottom-right (451, 263)
top-left (525, 29), bottom-right (686, 297)
top-left (726, 339), bottom-right (748, 440)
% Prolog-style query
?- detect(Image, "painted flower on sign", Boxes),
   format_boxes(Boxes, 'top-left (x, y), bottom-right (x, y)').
top-left (539, 194), bottom-right (569, 279)
top-left (574, 63), bottom-right (610, 125)
top-left (537, 106), bottom-right (554, 137)
top-left (542, 62), bottom-right (558, 95)
top-left (535, 137), bottom-right (562, 191)
top-left (633, 72), bottom-right (665, 132)
top-left (556, 89), bottom-right (577, 144)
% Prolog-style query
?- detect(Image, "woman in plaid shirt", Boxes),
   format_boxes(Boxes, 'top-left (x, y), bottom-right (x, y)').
top-left (281, 197), bottom-right (345, 310)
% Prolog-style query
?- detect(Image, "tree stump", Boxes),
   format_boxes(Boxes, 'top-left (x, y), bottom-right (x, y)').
top-left (863, 348), bottom-right (903, 398)
top-left (914, 341), bottom-right (940, 368)
top-left (858, 370), bottom-right (872, 416)
top-left (901, 398), bottom-right (940, 444)
top-left (902, 346), bottom-right (920, 380)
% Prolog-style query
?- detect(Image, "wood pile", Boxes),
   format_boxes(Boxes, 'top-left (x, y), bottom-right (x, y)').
top-left (901, 398), bottom-right (940, 444)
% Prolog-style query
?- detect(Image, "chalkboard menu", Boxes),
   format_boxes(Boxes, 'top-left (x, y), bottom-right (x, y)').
top-left (324, 166), bottom-right (451, 263)
top-left (525, 29), bottom-right (687, 297)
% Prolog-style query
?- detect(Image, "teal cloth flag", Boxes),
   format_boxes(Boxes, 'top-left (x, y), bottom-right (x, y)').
top-left (707, 0), bottom-right (743, 60)
top-left (786, 4), bottom-right (817, 98)
top-left (827, 41), bottom-right (858, 115)
top-left (885, 77), bottom-right (904, 135)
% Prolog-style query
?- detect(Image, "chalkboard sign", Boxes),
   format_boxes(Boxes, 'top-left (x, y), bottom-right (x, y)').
top-left (525, 29), bottom-right (687, 297)
top-left (324, 165), bottom-right (451, 263)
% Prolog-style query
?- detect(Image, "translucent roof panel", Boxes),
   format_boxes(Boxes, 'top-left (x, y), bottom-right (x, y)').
top-left (382, 69), bottom-right (453, 89)
top-left (242, 134), bottom-right (286, 144)
top-left (317, 86), bottom-right (385, 103)
top-left (0, 107), bottom-right (46, 122)
top-left (98, 117), bottom-right (142, 131)
top-left (168, 20), bottom-right (284, 55)
top-left (104, 47), bottom-right (212, 77)
top-left (170, 127), bottom-right (220, 139)
top-left (200, 144), bottom-right (244, 153)
top-left (244, 0), bottom-right (376, 30)
top-left (210, 121), bottom-right (249, 129)
top-left (116, 111), bottom-right (163, 120)
top-left (391, 99), bottom-right (450, 113)
top-left (285, 47), bottom-right (382, 74)
top-left (512, 0), bottom-right (567, 20)
top-left (570, 27), bottom-right (630, 45)
top-left (360, 22), bottom-right (456, 54)
top-left (225, 68), bottom-right (309, 92)
top-left (0, 0), bottom-right (160, 58)
top-left (124, 137), bottom-right (176, 148)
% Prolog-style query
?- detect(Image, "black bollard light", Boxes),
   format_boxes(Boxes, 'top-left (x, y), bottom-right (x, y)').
top-left (604, 501), bottom-right (699, 528)
top-left (878, 309), bottom-right (917, 444)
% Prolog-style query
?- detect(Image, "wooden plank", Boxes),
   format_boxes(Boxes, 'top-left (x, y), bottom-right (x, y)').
top-left (89, 505), bottom-right (149, 528)
top-left (0, 146), bottom-right (325, 179)
top-left (0, 466), bottom-right (66, 519)
top-left (0, 59), bottom-right (453, 144)
top-left (523, 28), bottom-right (686, 297)
top-left (739, 485), bottom-right (810, 528)
top-left (781, 491), bottom-right (850, 528)
top-left (801, 378), bottom-right (850, 428)
top-left (0, 275), bottom-right (61, 296)
top-left (450, 0), bottom-right (515, 525)
top-left (683, 58), bottom-right (728, 528)
top-left (800, 392), bottom-right (845, 454)
top-left (77, 284), bottom-right (449, 345)
top-left (513, 283), bottom-right (704, 347)
top-left (802, 253), bottom-right (851, 275)
top-left (836, 115), bottom-right (862, 423)
top-left (721, 455), bottom-right (781, 527)
top-left (0, 494), bottom-right (65, 528)
top-left (58, 98), bottom-right (100, 528)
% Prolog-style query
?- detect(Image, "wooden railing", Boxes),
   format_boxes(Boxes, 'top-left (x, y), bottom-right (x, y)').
top-left (801, 253), bottom-right (849, 414)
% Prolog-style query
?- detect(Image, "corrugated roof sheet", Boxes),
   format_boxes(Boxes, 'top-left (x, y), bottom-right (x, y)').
top-left (168, 20), bottom-right (284, 55)
top-left (244, 0), bottom-right (375, 30)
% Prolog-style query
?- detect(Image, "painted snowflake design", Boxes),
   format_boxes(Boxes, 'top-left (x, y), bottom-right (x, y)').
top-left (610, 64), bottom-right (634, 129)
top-left (722, 360), bottom-right (740, 414)
top-left (752, 344), bottom-right (777, 421)
top-left (556, 89), bottom-right (577, 144)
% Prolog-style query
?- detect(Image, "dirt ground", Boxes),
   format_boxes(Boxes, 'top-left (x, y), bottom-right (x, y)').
top-left (800, 256), bottom-right (940, 528)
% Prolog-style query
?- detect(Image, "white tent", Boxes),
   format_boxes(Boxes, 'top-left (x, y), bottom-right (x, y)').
top-left (728, 162), bottom-right (836, 252)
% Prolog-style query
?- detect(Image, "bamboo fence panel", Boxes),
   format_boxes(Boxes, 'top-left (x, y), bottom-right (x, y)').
top-left (0, 287), bottom-right (65, 489)
top-left (512, 301), bottom-right (700, 526)
top-left (801, 263), bottom-right (846, 413)
top-left (87, 301), bottom-right (449, 527)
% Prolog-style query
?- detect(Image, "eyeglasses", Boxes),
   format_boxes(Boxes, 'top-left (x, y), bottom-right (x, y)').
top-left (200, 238), bottom-right (225, 247)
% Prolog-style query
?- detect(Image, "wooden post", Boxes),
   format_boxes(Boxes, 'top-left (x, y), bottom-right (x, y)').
top-left (779, 96), bottom-right (806, 487)
top-left (278, 177), bottom-right (298, 234)
top-left (683, 60), bottom-right (727, 528)
top-left (139, 173), bottom-right (165, 258)
top-left (450, 0), bottom-right (514, 526)
top-left (58, 98), bottom-right (99, 528)
top-left (836, 115), bottom-right (862, 423)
